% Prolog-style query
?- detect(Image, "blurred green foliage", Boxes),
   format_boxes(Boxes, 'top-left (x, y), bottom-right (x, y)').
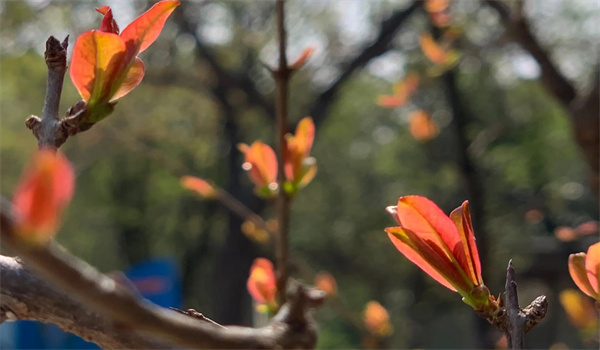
top-left (1, 0), bottom-right (598, 349)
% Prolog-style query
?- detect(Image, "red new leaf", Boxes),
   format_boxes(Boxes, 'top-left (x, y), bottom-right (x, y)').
top-left (120, 0), bottom-right (180, 56)
top-left (12, 150), bottom-right (74, 244)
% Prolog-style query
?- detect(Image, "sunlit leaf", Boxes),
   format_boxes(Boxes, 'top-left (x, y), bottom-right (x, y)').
top-left (180, 175), bottom-right (217, 199)
top-left (120, 0), bottom-right (180, 56)
top-left (363, 301), bottom-right (393, 337)
top-left (569, 252), bottom-right (597, 299)
top-left (247, 258), bottom-right (277, 311)
top-left (70, 30), bottom-right (126, 104)
top-left (314, 271), bottom-right (337, 297)
top-left (12, 150), bottom-right (74, 244)
top-left (96, 6), bottom-right (119, 34)
top-left (409, 110), bottom-right (439, 142)
top-left (239, 141), bottom-right (278, 196)
top-left (111, 57), bottom-right (145, 101)
top-left (290, 47), bottom-right (315, 69)
top-left (450, 201), bottom-right (482, 286)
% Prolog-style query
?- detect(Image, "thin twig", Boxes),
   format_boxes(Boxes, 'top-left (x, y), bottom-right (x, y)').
top-left (273, 0), bottom-right (292, 306)
top-left (477, 260), bottom-right (548, 349)
top-left (26, 36), bottom-right (70, 149)
top-left (309, 1), bottom-right (421, 128)
top-left (485, 0), bottom-right (598, 192)
top-left (169, 307), bottom-right (226, 329)
top-left (504, 260), bottom-right (525, 349)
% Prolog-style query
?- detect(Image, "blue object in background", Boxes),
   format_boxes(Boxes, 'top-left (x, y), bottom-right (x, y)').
top-left (2, 258), bottom-right (181, 349)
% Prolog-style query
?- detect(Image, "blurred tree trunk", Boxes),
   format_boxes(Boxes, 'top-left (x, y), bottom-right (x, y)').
top-left (111, 154), bottom-right (152, 265)
top-left (211, 103), bottom-right (260, 326)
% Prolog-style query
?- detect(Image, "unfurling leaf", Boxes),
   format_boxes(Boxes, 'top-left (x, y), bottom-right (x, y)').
top-left (238, 141), bottom-right (278, 198)
top-left (568, 242), bottom-right (600, 301)
top-left (247, 258), bottom-right (278, 313)
top-left (12, 150), bottom-right (74, 245)
top-left (180, 176), bottom-right (217, 199)
top-left (69, 1), bottom-right (179, 125)
top-left (385, 196), bottom-right (498, 312)
top-left (283, 117), bottom-right (317, 194)
top-left (409, 110), bottom-right (439, 142)
top-left (290, 47), bottom-right (315, 69)
top-left (315, 271), bottom-right (337, 298)
top-left (363, 301), bottom-right (393, 337)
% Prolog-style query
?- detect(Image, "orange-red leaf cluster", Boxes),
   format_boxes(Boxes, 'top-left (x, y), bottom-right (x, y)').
top-left (283, 117), bottom-right (317, 193)
top-left (247, 258), bottom-right (277, 313)
top-left (238, 141), bottom-right (279, 198)
top-left (385, 196), bottom-right (496, 310)
top-left (70, 1), bottom-right (179, 122)
top-left (12, 150), bottom-right (74, 244)
top-left (240, 117), bottom-right (317, 197)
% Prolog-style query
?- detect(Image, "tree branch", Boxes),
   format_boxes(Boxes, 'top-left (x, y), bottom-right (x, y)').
top-left (173, 6), bottom-right (274, 118)
top-left (272, 0), bottom-right (292, 307)
top-left (0, 256), bottom-right (173, 349)
top-left (0, 199), bottom-right (324, 349)
top-left (485, 0), bottom-right (599, 193)
top-left (309, 1), bottom-right (421, 128)
top-left (26, 36), bottom-right (70, 149)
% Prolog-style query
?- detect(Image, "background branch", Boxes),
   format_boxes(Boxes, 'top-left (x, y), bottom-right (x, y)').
top-left (486, 0), bottom-right (599, 193)
top-left (309, 1), bottom-right (421, 128)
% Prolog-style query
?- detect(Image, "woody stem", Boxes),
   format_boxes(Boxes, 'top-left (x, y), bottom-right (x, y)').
top-left (273, 0), bottom-right (292, 306)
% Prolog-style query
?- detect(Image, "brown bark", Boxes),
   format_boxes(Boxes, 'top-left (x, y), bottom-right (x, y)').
top-left (486, 0), bottom-right (599, 194)
top-left (0, 199), bottom-right (324, 349)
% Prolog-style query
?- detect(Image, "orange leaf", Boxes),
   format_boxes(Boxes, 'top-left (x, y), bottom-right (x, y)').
top-left (376, 95), bottom-right (405, 108)
top-left (96, 6), bottom-right (119, 34)
top-left (315, 271), bottom-right (337, 297)
top-left (294, 117), bottom-right (315, 156)
top-left (180, 175), bottom-right (217, 199)
top-left (247, 258), bottom-right (276, 304)
top-left (111, 57), bottom-right (145, 101)
top-left (69, 30), bottom-right (127, 104)
top-left (409, 110), bottom-right (439, 142)
top-left (12, 150), bottom-right (74, 244)
top-left (290, 47), bottom-right (315, 69)
top-left (396, 196), bottom-right (464, 266)
top-left (569, 253), bottom-right (597, 299)
top-left (284, 117), bottom-right (316, 185)
top-left (386, 227), bottom-right (464, 291)
top-left (120, 0), bottom-right (180, 56)
top-left (363, 301), bottom-right (393, 337)
top-left (425, 0), bottom-right (450, 13)
top-left (420, 33), bottom-right (447, 65)
top-left (239, 141), bottom-right (278, 192)
top-left (377, 73), bottom-right (419, 108)
top-left (585, 242), bottom-right (600, 297)
top-left (450, 201), bottom-right (482, 286)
